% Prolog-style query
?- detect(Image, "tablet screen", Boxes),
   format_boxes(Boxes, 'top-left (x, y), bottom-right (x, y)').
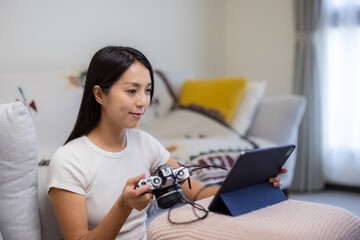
top-left (209, 144), bottom-right (295, 212)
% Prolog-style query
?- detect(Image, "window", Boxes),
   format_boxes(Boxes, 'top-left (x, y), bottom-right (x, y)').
top-left (321, 0), bottom-right (360, 186)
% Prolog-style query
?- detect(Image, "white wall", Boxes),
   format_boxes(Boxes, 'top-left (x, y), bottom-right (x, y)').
top-left (0, 0), bottom-right (294, 96)
top-left (224, 0), bottom-right (295, 96)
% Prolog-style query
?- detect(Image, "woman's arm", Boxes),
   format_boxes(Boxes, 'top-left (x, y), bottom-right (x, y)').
top-left (49, 174), bottom-right (152, 240)
top-left (166, 157), bottom-right (287, 202)
top-left (166, 158), bottom-right (218, 201)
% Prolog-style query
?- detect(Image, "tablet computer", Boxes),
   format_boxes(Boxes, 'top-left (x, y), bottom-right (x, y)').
top-left (208, 144), bottom-right (296, 216)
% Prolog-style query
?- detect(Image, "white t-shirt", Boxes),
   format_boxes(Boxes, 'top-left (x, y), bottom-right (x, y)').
top-left (47, 129), bottom-right (170, 240)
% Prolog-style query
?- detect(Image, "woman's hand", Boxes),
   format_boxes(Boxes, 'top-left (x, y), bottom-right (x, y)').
top-left (269, 168), bottom-right (288, 187)
top-left (119, 174), bottom-right (154, 211)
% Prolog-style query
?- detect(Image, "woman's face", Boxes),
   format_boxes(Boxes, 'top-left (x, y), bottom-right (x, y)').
top-left (98, 61), bottom-right (152, 130)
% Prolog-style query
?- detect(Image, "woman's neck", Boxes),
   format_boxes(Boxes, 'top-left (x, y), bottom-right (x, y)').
top-left (86, 122), bottom-right (127, 153)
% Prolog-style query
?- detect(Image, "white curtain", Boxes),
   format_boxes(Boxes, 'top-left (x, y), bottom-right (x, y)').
top-left (320, 0), bottom-right (360, 186)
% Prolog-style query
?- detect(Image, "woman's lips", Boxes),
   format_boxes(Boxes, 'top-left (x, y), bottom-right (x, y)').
top-left (130, 112), bottom-right (143, 118)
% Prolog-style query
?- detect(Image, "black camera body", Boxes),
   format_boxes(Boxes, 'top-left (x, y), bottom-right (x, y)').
top-left (135, 164), bottom-right (191, 209)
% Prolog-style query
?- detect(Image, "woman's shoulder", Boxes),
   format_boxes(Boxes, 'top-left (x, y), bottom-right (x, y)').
top-left (48, 136), bottom-right (91, 175)
top-left (51, 136), bottom-right (87, 160)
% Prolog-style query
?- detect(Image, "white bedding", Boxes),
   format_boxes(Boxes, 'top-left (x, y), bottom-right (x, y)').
top-left (139, 108), bottom-right (275, 185)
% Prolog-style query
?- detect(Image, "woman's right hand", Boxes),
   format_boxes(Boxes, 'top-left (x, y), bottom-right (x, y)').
top-left (49, 174), bottom-right (154, 240)
top-left (119, 174), bottom-right (154, 211)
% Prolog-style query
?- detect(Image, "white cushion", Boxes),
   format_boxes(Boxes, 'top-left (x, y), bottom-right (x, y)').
top-left (231, 80), bottom-right (267, 136)
top-left (152, 72), bottom-right (266, 137)
top-left (0, 101), bottom-right (41, 239)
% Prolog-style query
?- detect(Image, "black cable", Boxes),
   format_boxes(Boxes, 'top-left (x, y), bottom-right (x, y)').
top-left (167, 165), bottom-right (228, 224)
top-left (172, 164), bottom-right (228, 188)
top-left (167, 186), bottom-right (209, 225)
top-left (186, 164), bottom-right (229, 174)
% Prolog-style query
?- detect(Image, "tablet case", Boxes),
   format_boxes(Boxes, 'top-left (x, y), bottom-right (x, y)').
top-left (208, 145), bottom-right (295, 216)
top-left (214, 182), bottom-right (287, 216)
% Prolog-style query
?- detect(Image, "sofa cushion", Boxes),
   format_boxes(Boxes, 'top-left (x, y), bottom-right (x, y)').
top-left (0, 101), bottom-right (41, 239)
top-left (178, 78), bottom-right (248, 124)
top-left (231, 80), bottom-right (267, 136)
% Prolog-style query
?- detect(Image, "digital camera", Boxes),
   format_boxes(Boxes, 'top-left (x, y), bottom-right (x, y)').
top-left (135, 164), bottom-right (191, 209)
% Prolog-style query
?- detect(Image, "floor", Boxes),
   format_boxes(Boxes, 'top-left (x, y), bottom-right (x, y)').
top-left (288, 190), bottom-right (360, 218)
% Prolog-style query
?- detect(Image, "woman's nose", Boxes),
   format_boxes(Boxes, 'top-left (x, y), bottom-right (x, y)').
top-left (136, 92), bottom-right (149, 107)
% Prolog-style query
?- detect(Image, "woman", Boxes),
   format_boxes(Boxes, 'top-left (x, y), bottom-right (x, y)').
top-left (47, 46), bottom-right (286, 240)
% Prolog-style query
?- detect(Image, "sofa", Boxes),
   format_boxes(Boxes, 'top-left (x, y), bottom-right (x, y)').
top-left (0, 69), bottom-right (307, 239)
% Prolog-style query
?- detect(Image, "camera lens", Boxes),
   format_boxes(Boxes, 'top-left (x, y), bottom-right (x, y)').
top-left (152, 176), bottom-right (162, 187)
top-left (154, 184), bottom-right (185, 209)
top-left (177, 170), bottom-right (184, 177)
top-left (139, 180), bottom-right (147, 186)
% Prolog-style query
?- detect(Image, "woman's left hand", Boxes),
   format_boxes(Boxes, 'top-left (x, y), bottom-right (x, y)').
top-left (269, 168), bottom-right (288, 187)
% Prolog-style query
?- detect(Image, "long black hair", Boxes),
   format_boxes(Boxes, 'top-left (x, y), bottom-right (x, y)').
top-left (64, 46), bottom-right (154, 145)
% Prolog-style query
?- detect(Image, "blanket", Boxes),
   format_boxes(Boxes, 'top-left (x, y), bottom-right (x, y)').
top-left (147, 196), bottom-right (360, 240)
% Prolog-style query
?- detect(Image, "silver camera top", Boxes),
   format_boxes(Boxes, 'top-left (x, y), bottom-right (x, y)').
top-left (134, 164), bottom-right (191, 191)
top-left (159, 165), bottom-right (173, 178)
top-left (135, 176), bottom-right (162, 190)
top-left (173, 166), bottom-right (190, 183)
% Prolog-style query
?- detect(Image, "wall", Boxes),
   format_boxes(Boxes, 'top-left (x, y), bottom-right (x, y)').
top-left (0, 0), bottom-right (294, 96)
top-left (224, 0), bottom-right (295, 96)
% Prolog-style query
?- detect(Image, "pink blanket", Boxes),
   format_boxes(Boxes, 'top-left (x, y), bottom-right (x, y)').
top-left (147, 197), bottom-right (360, 240)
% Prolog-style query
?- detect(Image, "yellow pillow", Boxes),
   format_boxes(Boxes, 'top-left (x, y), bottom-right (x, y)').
top-left (178, 77), bottom-right (248, 124)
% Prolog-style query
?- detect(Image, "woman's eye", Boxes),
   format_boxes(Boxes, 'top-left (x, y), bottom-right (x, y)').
top-left (146, 88), bottom-right (153, 94)
top-left (127, 89), bottom-right (136, 94)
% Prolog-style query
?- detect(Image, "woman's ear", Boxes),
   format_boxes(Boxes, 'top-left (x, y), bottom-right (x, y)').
top-left (93, 85), bottom-right (105, 105)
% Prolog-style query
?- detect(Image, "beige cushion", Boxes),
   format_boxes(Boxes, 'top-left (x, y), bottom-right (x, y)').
top-left (231, 80), bottom-right (267, 136)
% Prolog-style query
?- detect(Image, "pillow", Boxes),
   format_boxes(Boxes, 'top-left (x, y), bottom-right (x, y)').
top-left (178, 78), bottom-right (248, 124)
top-left (0, 101), bottom-right (41, 239)
top-left (231, 80), bottom-right (267, 136)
